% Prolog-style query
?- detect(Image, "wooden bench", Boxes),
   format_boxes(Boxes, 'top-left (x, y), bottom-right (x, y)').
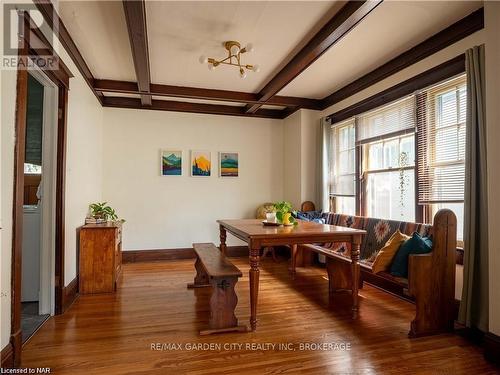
top-left (188, 243), bottom-right (247, 335)
top-left (298, 209), bottom-right (457, 338)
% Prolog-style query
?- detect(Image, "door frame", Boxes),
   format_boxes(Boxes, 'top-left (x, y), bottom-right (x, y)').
top-left (28, 67), bottom-right (58, 315)
top-left (10, 11), bottom-right (72, 367)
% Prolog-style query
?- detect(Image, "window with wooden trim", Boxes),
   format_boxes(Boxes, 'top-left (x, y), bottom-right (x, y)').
top-left (417, 75), bottom-right (466, 241)
top-left (328, 74), bottom-right (466, 243)
top-left (358, 96), bottom-right (417, 221)
top-left (330, 119), bottom-right (356, 215)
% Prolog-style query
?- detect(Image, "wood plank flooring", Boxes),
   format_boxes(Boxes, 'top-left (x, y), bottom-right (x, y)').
top-left (21, 257), bottom-right (497, 374)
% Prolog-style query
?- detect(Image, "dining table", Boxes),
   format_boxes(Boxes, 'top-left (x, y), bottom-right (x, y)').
top-left (216, 219), bottom-right (366, 331)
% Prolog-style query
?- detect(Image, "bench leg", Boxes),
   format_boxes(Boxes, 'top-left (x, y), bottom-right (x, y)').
top-left (290, 245), bottom-right (314, 277)
top-left (326, 257), bottom-right (352, 292)
top-left (187, 257), bottom-right (210, 288)
top-left (200, 276), bottom-right (247, 335)
top-left (262, 247), bottom-right (277, 262)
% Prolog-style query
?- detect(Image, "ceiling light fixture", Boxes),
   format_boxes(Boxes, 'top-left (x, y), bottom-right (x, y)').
top-left (199, 41), bottom-right (260, 79)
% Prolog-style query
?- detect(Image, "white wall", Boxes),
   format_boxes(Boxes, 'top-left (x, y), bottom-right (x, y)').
top-left (485, 1), bottom-right (500, 336)
top-left (0, 2), bottom-right (104, 350)
top-left (102, 108), bottom-right (283, 250)
top-left (60, 55), bottom-right (103, 285)
top-left (283, 109), bottom-right (319, 209)
top-left (300, 109), bottom-right (320, 204)
top-left (283, 111), bottom-right (302, 208)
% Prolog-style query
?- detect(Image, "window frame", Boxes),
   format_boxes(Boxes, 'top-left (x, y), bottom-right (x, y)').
top-left (425, 81), bottom-right (467, 203)
top-left (420, 78), bottom-right (466, 245)
top-left (359, 129), bottom-right (418, 221)
top-left (329, 74), bottom-right (466, 227)
top-left (329, 120), bottom-right (357, 214)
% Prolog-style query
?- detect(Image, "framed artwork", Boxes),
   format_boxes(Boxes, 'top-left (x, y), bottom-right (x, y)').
top-left (219, 152), bottom-right (239, 177)
top-left (191, 150), bottom-right (211, 176)
top-left (161, 150), bottom-right (182, 176)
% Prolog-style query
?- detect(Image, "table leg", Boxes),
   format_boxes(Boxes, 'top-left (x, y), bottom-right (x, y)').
top-left (289, 244), bottom-right (297, 277)
top-left (351, 235), bottom-right (361, 316)
top-left (219, 225), bottom-right (227, 255)
top-left (249, 242), bottom-right (261, 331)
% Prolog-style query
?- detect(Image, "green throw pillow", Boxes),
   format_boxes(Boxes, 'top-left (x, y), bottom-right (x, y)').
top-left (389, 232), bottom-right (432, 278)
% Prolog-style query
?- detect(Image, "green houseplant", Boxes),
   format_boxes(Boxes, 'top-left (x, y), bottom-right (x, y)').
top-left (398, 151), bottom-right (410, 217)
top-left (88, 202), bottom-right (124, 223)
top-left (273, 201), bottom-right (297, 226)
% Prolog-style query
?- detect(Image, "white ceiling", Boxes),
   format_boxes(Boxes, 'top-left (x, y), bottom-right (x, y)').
top-left (279, 0), bottom-right (483, 98)
top-left (145, 1), bottom-right (339, 92)
top-left (58, 0), bottom-right (483, 103)
top-left (59, 0), bottom-right (136, 81)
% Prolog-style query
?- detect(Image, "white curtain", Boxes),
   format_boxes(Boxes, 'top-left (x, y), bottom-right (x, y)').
top-left (317, 117), bottom-right (331, 212)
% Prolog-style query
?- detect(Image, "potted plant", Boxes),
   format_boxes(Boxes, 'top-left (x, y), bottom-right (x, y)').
top-left (273, 201), bottom-right (297, 226)
top-left (398, 151), bottom-right (410, 217)
top-left (86, 202), bottom-right (124, 224)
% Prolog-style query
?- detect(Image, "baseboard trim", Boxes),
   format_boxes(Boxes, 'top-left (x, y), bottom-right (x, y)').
top-left (122, 246), bottom-right (249, 263)
top-left (1, 342), bottom-right (14, 369)
top-left (484, 332), bottom-right (500, 364)
top-left (62, 276), bottom-right (79, 313)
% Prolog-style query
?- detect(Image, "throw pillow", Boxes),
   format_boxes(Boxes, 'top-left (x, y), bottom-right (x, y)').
top-left (296, 210), bottom-right (325, 224)
top-left (371, 230), bottom-right (410, 274)
top-left (390, 232), bottom-right (433, 278)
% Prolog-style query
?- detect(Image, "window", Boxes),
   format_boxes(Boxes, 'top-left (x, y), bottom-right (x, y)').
top-left (24, 163), bottom-right (42, 174)
top-left (363, 134), bottom-right (416, 221)
top-left (359, 96), bottom-right (416, 221)
top-left (330, 119), bottom-right (356, 215)
top-left (417, 75), bottom-right (466, 241)
top-left (327, 74), bottom-right (467, 239)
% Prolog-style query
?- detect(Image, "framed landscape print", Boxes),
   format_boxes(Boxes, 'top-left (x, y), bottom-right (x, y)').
top-left (191, 150), bottom-right (211, 176)
top-left (219, 152), bottom-right (239, 177)
top-left (161, 150), bottom-right (182, 176)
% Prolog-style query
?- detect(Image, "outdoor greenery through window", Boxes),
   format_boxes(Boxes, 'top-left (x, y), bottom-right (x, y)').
top-left (329, 74), bottom-right (466, 241)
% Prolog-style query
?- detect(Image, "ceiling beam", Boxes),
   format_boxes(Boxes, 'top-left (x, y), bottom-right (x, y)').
top-left (102, 96), bottom-right (289, 119)
top-left (94, 79), bottom-right (322, 110)
top-left (122, 0), bottom-right (152, 106)
top-left (327, 54), bottom-right (466, 124)
top-left (244, 0), bottom-right (383, 114)
top-left (321, 7), bottom-right (484, 109)
top-left (33, 0), bottom-right (103, 104)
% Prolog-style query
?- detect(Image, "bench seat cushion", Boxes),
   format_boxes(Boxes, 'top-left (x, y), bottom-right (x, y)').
top-left (320, 212), bottom-right (433, 262)
top-left (323, 214), bottom-right (365, 257)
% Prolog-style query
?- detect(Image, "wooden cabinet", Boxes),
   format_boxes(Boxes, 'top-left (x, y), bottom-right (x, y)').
top-left (79, 223), bottom-right (122, 294)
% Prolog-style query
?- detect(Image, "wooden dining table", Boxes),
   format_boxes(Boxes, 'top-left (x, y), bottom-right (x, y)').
top-left (216, 219), bottom-right (366, 331)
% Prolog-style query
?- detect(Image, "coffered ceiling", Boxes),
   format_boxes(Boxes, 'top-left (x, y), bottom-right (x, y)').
top-left (50, 0), bottom-right (484, 119)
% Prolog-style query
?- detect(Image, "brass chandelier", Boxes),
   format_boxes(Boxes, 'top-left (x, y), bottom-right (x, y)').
top-left (199, 41), bottom-right (260, 79)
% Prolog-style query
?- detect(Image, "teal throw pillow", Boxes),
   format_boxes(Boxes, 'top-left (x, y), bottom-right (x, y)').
top-left (389, 232), bottom-right (432, 278)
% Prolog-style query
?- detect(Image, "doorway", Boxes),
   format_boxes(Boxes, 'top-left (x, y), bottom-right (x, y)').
top-left (10, 11), bottom-right (71, 367)
top-left (20, 70), bottom-right (58, 343)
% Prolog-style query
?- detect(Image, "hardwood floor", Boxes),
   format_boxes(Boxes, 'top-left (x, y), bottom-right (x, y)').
top-left (21, 257), bottom-right (496, 374)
